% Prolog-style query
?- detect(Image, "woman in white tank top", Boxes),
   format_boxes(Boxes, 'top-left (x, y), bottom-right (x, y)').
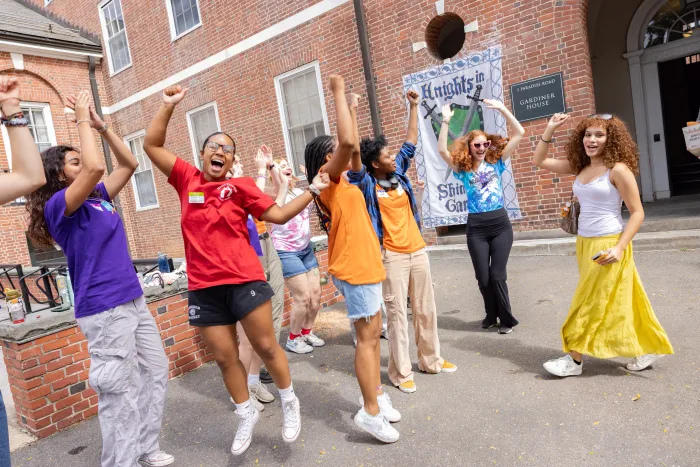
top-left (532, 113), bottom-right (673, 377)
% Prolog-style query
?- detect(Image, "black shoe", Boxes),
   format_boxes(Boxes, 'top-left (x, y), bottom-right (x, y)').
top-left (260, 367), bottom-right (273, 384)
top-left (481, 318), bottom-right (498, 329)
top-left (498, 326), bottom-right (513, 334)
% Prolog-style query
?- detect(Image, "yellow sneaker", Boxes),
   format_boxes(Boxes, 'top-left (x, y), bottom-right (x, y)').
top-left (441, 361), bottom-right (458, 373)
top-left (397, 380), bottom-right (417, 393)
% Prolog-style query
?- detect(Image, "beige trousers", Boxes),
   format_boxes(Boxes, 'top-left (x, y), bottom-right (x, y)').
top-left (382, 248), bottom-right (443, 386)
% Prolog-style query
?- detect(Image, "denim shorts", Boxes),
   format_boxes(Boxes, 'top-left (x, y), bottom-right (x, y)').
top-left (277, 244), bottom-right (319, 279)
top-left (332, 276), bottom-right (383, 322)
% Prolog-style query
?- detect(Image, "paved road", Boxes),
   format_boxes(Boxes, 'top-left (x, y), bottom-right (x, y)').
top-left (11, 250), bottom-right (700, 467)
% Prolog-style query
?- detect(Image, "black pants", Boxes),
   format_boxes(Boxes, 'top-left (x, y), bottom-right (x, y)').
top-left (466, 208), bottom-right (518, 328)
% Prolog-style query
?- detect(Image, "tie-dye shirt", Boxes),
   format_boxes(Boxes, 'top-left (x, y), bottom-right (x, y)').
top-left (270, 188), bottom-right (311, 252)
top-left (453, 159), bottom-right (506, 214)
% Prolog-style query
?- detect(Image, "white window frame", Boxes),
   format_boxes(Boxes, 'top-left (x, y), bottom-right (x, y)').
top-left (274, 61), bottom-right (330, 178)
top-left (98, 0), bottom-right (133, 76)
top-left (164, 0), bottom-right (203, 42)
top-left (185, 102), bottom-right (221, 169)
top-left (0, 102), bottom-right (57, 203)
top-left (124, 130), bottom-right (159, 211)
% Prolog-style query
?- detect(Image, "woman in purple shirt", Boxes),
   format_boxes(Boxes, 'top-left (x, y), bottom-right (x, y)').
top-left (26, 92), bottom-right (173, 467)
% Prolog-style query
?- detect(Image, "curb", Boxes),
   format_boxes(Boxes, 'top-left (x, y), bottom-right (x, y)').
top-left (427, 229), bottom-right (700, 259)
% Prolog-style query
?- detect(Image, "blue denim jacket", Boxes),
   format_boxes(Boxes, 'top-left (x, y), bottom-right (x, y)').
top-left (347, 142), bottom-right (421, 246)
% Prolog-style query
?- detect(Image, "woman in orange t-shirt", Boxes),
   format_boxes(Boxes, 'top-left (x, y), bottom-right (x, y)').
top-left (303, 75), bottom-right (400, 444)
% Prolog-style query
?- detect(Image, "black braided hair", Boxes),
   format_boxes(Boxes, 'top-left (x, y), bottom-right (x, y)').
top-left (304, 135), bottom-right (335, 233)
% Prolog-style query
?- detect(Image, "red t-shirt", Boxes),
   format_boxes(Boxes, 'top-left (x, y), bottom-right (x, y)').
top-left (168, 158), bottom-right (276, 290)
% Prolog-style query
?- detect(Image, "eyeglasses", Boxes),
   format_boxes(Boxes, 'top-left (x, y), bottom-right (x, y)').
top-left (588, 113), bottom-right (613, 120)
top-left (206, 141), bottom-right (235, 154)
top-left (471, 141), bottom-right (491, 150)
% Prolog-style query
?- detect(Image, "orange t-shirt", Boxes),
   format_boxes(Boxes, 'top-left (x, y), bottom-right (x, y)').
top-left (254, 218), bottom-right (267, 235)
top-left (319, 176), bottom-right (385, 285)
top-left (376, 184), bottom-right (426, 254)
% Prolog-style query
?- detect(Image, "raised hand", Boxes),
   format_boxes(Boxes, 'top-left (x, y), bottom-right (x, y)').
top-left (254, 149), bottom-right (267, 171)
top-left (298, 164), bottom-right (307, 176)
top-left (329, 74), bottom-right (345, 93)
top-left (260, 144), bottom-right (274, 166)
top-left (349, 93), bottom-right (360, 110)
top-left (406, 89), bottom-right (420, 106)
top-left (0, 76), bottom-right (21, 114)
top-left (547, 113), bottom-right (569, 130)
top-left (415, 179), bottom-right (426, 192)
top-left (69, 91), bottom-right (91, 123)
top-left (483, 98), bottom-right (506, 112)
top-left (278, 170), bottom-right (289, 187)
top-left (442, 104), bottom-right (455, 124)
top-left (163, 85), bottom-right (188, 106)
top-left (311, 172), bottom-right (330, 191)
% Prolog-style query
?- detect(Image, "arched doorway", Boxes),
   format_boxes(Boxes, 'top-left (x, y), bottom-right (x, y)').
top-left (625, 0), bottom-right (700, 200)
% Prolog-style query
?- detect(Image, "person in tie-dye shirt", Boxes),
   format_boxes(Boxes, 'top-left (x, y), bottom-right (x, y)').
top-left (268, 157), bottom-right (325, 355)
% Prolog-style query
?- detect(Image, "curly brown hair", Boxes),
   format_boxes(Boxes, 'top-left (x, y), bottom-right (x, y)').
top-left (565, 116), bottom-right (639, 175)
top-left (26, 145), bottom-right (102, 247)
top-left (450, 130), bottom-right (509, 172)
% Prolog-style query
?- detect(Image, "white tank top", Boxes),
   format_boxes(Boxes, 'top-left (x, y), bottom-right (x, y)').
top-left (573, 170), bottom-right (624, 238)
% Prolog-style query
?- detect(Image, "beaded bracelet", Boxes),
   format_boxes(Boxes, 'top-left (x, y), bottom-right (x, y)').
top-left (0, 112), bottom-right (28, 127)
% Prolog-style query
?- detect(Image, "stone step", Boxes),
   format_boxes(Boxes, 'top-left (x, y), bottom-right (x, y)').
top-left (427, 229), bottom-right (700, 259)
top-left (436, 216), bottom-right (700, 246)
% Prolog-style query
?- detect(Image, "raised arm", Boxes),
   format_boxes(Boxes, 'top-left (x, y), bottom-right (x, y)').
top-left (260, 172), bottom-right (329, 224)
top-left (274, 171), bottom-right (290, 207)
top-left (597, 163), bottom-right (644, 266)
top-left (348, 93), bottom-right (362, 172)
top-left (437, 104), bottom-right (458, 172)
top-left (253, 146), bottom-right (279, 197)
top-left (405, 89), bottom-right (419, 145)
top-left (0, 76), bottom-right (46, 205)
top-left (533, 113), bottom-right (574, 175)
top-left (323, 76), bottom-right (360, 179)
top-left (143, 86), bottom-right (188, 177)
top-left (483, 99), bottom-right (524, 161)
top-left (70, 106), bottom-right (138, 200)
top-left (63, 91), bottom-right (105, 215)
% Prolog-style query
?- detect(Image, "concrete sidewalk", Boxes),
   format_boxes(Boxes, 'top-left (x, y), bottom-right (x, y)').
top-left (10, 250), bottom-right (700, 466)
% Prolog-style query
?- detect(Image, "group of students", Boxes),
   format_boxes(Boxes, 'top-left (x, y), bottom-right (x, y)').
top-left (0, 69), bottom-right (674, 466)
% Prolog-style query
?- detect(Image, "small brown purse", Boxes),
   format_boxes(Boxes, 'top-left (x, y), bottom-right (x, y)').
top-left (560, 194), bottom-right (580, 235)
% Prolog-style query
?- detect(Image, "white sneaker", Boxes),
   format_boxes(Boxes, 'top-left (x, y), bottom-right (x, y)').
top-left (354, 408), bottom-right (400, 443)
top-left (286, 336), bottom-right (314, 354)
top-left (303, 331), bottom-right (325, 347)
top-left (282, 396), bottom-right (302, 443)
top-left (249, 381), bottom-right (275, 403)
top-left (358, 393), bottom-right (401, 423)
top-left (231, 395), bottom-right (265, 412)
top-left (231, 405), bottom-right (260, 456)
top-left (627, 354), bottom-right (664, 371)
top-left (138, 451), bottom-right (174, 467)
top-left (543, 355), bottom-right (583, 377)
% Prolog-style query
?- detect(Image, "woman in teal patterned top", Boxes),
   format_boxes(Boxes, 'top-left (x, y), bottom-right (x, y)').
top-left (437, 99), bottom-right (525, 334)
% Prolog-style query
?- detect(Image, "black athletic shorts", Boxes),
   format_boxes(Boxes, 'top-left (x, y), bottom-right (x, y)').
top-left (187, 281), bottom-right (274, 327)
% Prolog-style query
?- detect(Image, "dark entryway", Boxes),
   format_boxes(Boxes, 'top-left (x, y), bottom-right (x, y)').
top-left (659, 53), bottom-right (700, 196)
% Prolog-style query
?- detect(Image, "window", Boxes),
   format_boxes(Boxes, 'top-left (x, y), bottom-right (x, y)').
top-left (274, 62), bottom-right (329, 177)
top-left (186, 103), bottom-right (221, 168)
top-left (0, 103), bottom-right (57, 203)
top-left (99, 0), bottom-right (132, 74)
top-left (165, 0), bottom-right (202, 40)
top-left (125, 131), bottom-right (158, 210)
top-left (644, 0), bottom-right (700, 48)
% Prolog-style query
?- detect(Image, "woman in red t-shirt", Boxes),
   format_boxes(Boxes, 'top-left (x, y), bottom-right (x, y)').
top-left (143, 85), bottom-right (329, 457)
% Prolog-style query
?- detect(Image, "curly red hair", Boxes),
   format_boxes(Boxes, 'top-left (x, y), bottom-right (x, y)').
top-left (565, 116), bottom-right (639, 175)
top-left (450, 130), bottom-right (509, 172)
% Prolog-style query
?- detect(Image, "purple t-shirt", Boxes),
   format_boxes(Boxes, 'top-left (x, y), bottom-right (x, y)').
top-left (44, 183), bottom-right (142, 319)
top-left (247, 216), bottom-right (263, 256)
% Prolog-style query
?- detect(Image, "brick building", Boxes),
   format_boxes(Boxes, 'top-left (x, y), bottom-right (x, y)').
top-left (1, 0), bottom-right (699, 261)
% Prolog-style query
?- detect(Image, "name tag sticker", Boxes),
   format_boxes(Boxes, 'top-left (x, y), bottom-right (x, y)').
top-left (377, 190), bottom-right (389, 198)
top-left (396, 186), bottom-right (405, 196)
top-left (188, 192), bottom-right (205, 204)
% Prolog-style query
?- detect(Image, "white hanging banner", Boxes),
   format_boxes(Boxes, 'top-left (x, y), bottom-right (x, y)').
top-left (403, 46), bottom-right (522, 228)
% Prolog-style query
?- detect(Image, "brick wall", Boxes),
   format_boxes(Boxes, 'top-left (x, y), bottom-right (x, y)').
top-left (1, 290), bottom-right (214, 438)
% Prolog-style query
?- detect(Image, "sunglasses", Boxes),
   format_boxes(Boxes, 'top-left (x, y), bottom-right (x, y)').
top-left (471, 141), bottom-right (491, 150)
top-left (588, 113), bottom-right (613, 120)
top-left (206, 141), bottom-right (235, 154)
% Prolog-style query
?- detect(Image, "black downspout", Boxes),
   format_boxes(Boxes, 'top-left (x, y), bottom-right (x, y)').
top-left (88, 57), bottom-right (131, 253)
top-left (353, 0), bottom-right (382, 137)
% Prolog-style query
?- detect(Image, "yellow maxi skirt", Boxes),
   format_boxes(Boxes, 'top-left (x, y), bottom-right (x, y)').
top-left (561, 235), bottom-right (674, 359)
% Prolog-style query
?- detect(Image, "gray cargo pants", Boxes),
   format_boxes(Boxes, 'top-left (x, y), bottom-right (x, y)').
top-left (77, 295), bottom-right (168, 467)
